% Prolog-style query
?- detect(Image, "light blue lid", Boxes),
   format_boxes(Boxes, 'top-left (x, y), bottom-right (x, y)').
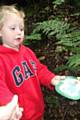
top-left (55, 76), bottom-right (80, 100)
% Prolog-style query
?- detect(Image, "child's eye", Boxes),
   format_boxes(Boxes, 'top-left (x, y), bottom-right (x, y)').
top-left (20, 27), bottom-right (24, 31)
top-left (11, 27), bottom-right (15, 30)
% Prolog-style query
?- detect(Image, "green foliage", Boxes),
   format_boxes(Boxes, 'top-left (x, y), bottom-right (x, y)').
top-left (52, 0), bottom-right (65, 8)
top-left (67, 55), bottom-right (80, 69)
top-left (67, 0), bottom-right (80, 8)
top-left (24, 0), bottom-right (80, 73)
top-left (24, 33), bottom-right (41, 45)
top-left (32, 18), bottom-right (70, 39)
top-left (58, 29), bottom-right (80, 70)
top-left (25, 17), bottom-right (80, 72)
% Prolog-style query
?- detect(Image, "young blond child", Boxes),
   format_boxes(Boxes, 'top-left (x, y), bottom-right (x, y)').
top-left (0, 95), bottom-right (23, 120)
top-left (0, 5), bottom-right (65, 120)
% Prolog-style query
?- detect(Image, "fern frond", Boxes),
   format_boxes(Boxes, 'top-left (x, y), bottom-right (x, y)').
top-left (67, 55), bottom-right (80, 68)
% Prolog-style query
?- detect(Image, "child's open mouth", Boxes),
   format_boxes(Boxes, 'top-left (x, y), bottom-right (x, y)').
top-left (16, 37), bottom-right (21, 41)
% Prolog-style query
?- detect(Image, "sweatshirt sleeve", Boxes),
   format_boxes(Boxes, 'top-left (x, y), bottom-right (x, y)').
top-left (0, 60), bottom-right (13, 105)
top-left (26, 47), bottom-right (56, 89)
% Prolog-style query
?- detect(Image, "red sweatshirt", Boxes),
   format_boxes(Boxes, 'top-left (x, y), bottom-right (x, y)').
top-left (0, 45), bottom-right (55, 120)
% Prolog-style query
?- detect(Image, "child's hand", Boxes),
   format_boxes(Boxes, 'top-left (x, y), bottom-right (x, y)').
top-left (7, 95), bottom-right (23, 120)
top-left (10, 104), bottom-right (23, 120)
top-left (51, 75), bottom-right (65, 86)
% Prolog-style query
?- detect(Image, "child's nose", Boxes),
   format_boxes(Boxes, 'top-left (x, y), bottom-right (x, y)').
top-left (16, 28), bottom-right (22, 34)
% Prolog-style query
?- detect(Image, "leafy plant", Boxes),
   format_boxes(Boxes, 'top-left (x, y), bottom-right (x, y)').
top-left (24, 0), bottom-right (80, 73)
top-left (25, 17), bottom-right (80, 72)
top-left (52, 0), bottom-right (65, 8)
top-left (24, 33), bottom-right (41, 45)
top-left (32, 18), bottom-right (70, 39)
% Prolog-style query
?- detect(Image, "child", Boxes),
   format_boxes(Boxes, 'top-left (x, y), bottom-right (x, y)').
top-left (0, 5), bottom-right (65, 120)
top-left (0, 95), bottom-right (23, 120)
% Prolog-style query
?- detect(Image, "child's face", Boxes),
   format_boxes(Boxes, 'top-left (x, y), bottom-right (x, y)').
top-left (0, 12), bottom-right (24, 50)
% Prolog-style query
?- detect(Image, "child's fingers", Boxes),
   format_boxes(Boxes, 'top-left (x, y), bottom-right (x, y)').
top-left (59, 76), bottom-right (66, 80)
top-left (15, 106), bottom-right (23, 119)
top-left (51, 75), bottom-right (66, 86)
top-left (7, 95), bottom-right (18, 110)
top-left (54, 75), bottom-right (65, 80)
top-left (6, 95), bottom-right (23, 120)
top-left (10, 105), bottom-right (23, 120)
top-left (16, 107), bottom-right (23, 120)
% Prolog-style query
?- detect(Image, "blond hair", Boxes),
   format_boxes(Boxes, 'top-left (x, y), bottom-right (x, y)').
top-left (0, 5), bottom-right (25, 28)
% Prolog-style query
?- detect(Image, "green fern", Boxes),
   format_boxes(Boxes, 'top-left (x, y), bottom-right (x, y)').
top-left (32, 18), bottom-right (70, 38)
top-left (24, 0), bottom-right (80, 73)
top-left (25, 18), bottom-right (80, 71)
top-left (67, 55), bottom-right (80, 68)
top-left (52, 0), bottom-right (65, 8)
top-left (24, 33), bottom-right (41, 45)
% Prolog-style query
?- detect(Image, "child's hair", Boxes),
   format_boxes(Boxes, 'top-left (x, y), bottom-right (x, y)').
top-left (0, 5), bottom-right (25, 29)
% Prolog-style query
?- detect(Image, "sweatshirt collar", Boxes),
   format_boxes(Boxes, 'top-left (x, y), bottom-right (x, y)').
top-left (0, 44), bottom-right (26, 54)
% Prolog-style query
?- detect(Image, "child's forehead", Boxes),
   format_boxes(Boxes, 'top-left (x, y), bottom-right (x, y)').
top-left (4, 12), bottom-right (24, 24)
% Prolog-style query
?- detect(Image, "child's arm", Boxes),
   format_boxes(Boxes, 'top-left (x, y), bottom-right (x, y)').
top-left (26, 47), bottom-right (65, 88)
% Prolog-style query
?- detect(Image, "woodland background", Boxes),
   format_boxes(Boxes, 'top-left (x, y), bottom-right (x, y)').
top-left (0, 0), bottom-right (80, 119)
